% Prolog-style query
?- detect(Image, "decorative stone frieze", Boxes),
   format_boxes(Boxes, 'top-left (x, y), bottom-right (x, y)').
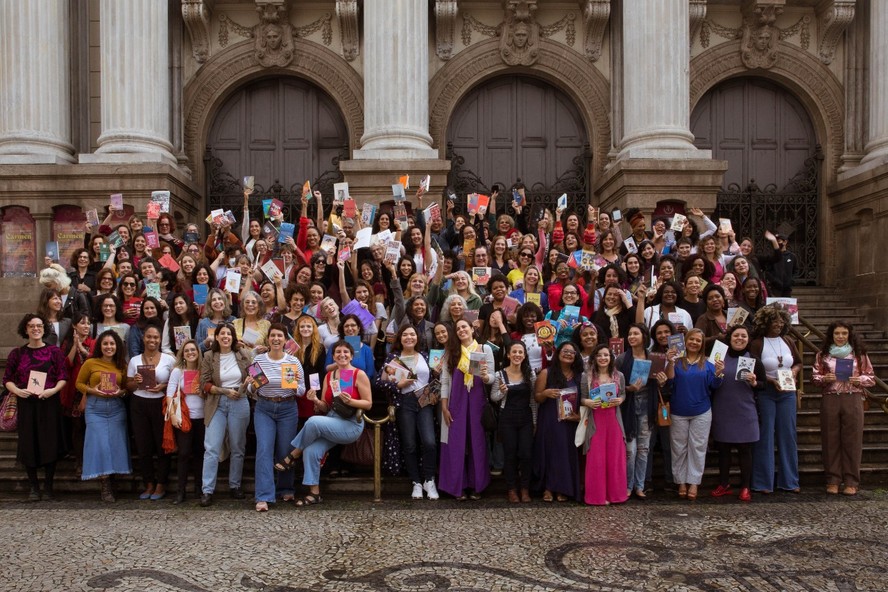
top-left (336, 0), bottom-right (360, 61)
top-left (816, 0), bottom-right (855, 65)
top-left (435, 0), bottom-right (459, 60)
top-left (181, 0), bottom-right (212, 63)
top-left (689, 0), bottom-right (706, 48)
top-left (580, 0), bottom-right (609, 61)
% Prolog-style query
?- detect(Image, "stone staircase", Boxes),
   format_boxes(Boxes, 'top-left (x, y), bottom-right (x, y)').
top-left (0, 285), bottom-right (886, 498)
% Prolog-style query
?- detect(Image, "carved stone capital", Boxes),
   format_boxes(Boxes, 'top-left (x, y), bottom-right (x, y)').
top-left (181, 0), bottom-right (213, 64)
top-left (741, 0), bottom-right (785, 26)
top-left (689, 0), bottom-right (706, 48)
top-left (255, 0), bottom-right (287, 24)
top-left (435, 0), bottom-right (459, 60)
top-left (579, 0), bottom-right (609, 62)
top-left (816, 0), bottom-right (855, 65)
top-left (336, 0), bottom-right (360, 62)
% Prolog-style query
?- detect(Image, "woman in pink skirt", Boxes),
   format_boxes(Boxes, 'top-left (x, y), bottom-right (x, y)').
top-left (581, 344), bottom-right (628, 505)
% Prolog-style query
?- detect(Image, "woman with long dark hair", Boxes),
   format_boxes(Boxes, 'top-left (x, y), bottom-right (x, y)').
top-left (162, 294), bottom-right (199, 356)
top-left (492, 341), bottom-right (536, 503)
top-left (812, 321), bottom-right (875, 496)
top-left (532, 341), bottom-right (584, 502)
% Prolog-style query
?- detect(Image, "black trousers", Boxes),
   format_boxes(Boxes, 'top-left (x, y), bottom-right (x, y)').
top-left (130, 396), bottom-right (171, 487)
top-left (716, 441), bottom-right (753, 489)
top-left (174, 421), bottom-right (205, 495)
top-left (498, 407), bottom-right (533, 490)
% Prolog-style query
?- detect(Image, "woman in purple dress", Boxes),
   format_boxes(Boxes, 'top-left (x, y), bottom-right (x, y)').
top-left (533, 341), bottom-right (584, 502)
top-left (439, 318), bottom-right (495, 500)
top-left (2, 314), bottom-right (68, 501)
top-left (710, 325), bottom-right (765, 502)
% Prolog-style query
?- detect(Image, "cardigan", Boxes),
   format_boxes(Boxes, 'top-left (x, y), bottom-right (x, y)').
top-left (199, 348), bottom-right (252, 426)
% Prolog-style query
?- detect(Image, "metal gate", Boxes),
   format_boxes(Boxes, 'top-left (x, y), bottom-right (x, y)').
top-left (444, 142), bottom-right (590, 221)
top-left (713, 146), bottom-right (822, 285)
top-left (203, 146), bottom-right (348, 224)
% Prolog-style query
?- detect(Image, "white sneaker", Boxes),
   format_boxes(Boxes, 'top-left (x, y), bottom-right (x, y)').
top-left (411, 482), bottom-right (424, 500)
top-left (423, 479), bottom-right (439, 501)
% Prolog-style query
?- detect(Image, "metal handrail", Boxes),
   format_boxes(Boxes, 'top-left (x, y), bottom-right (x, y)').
top-left (362, 405), bottom-right (396, 502)
top-left (791, 316), bottom-right (888, 415)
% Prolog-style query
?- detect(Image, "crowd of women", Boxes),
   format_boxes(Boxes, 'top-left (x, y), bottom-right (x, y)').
top-left (3, 184), bottom-right (876, 508)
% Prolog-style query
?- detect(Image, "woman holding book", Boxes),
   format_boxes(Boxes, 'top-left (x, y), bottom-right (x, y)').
top-left (617, 324), bottom-right (670, 500)
top-left (670, 328), bottom-right (723, 501)
top-left (595, 230), bottom-right (622, 269)
top-left (249, 324), bottom-right (305, 511)
top-left (62, 312), bottom-right (93, 474)
top-left (3, 314), bottom-right (68, 501)
top-left (127, 297), bottom-right (164, 357)
top-left (76, 329), bottom-right (131, 502)
top-left (580, 344), bottom-right (628, 505)
top-left (694, 284), bottom-right (729, 355)
top-left (645, 319), bottom-right (678, 490)
top-left (233, 290), bottom-right (270, 357)
top-left (116, 272), bottom-right (142, 326)
top-left (274, 340), bottom-right (372, 506)
top-left (532, 341), bottom-right (584, 502)
top-left (316, 296), bottom-right (343, 349)
top-left (492, 341), bottom-right (537, 503)
top-left (199, 323), bottom-right (252, 506)
top-left (91, 294), bottom-right (129, 344)
top-left (165, 339), bottom-right (205, 504)
top-left (323, 314), bottom-right (376, 382)
top-left (376, 325), bottom-right (439, 501)
top-left (188, 263), bottom-right (217, 308)
top-left (126, 325), bottom-right (176, 500)
top-left (439, 318), bottom-right (495, 500)
top-left (512, 302), bottom-right (547, 372)
top-left (508, 264), bottom-right (549, 314)
top-left (162, 294), bottom-right (199, 356)
top-left (592, 285), bottom-right (643, 350)
top-left (544, 285), bottom-right (589, 348)
top-left (478, 274), bottom-right (517, 335)
top-left (544, 260), bottom-right (588, 317)
top-left (813, 321), bottom-right (876, 496)
top-left (749, 305), bottom-right (802, 494)
top-left (293, 315), bottom-right (326, 431)
top-left (196, 289), bottom-right (236, 353)
top-left (37, 288), bottom-right (71, 348)
top-left (642, 281), bottom-right (692, 334)
top-left (572, 321), bottom-right (600, 367)
top-left (710, 325), bottom-right (765, 502)
top-left (737, 277), bottom-right (765, 331)
top-left (719, 272), bottom-right (741, 308)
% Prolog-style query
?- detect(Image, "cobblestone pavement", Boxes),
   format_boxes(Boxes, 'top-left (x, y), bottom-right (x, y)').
top-left (2, 491), bottom-right (886, 591)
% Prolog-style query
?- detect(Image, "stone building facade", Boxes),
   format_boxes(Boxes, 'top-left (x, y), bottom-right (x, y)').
top-left (0, 0), bottom-right (885, 338)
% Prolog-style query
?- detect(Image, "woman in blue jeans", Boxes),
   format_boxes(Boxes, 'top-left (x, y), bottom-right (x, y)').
top-left (198, 323), bottom-right (251, 507)
top-left (249, 324), bottom-right (305, 512)
top-left (275, 340), bottom-right (372, 506)
top-left (376, 325), bottom-right (439, 501)
top-left (749, 305), bottom-right (802, 493)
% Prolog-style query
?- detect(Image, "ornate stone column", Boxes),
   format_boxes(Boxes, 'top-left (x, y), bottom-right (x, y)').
top-left (860, 0), bottom-right (888, 169)
top-left (618, 0), bottom-right (702, 158)
top-left (0, 0), bottom-right (75, 164)
top-left (352, 0), bottom-right (437, 159)
top-left (80, 0), bottom-right (176, 164)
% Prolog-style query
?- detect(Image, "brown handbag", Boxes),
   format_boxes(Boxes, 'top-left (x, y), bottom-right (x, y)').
top-left (656, 387), bottom-right (671, 427)
top-left (341, 425), bottom-right (375, 466)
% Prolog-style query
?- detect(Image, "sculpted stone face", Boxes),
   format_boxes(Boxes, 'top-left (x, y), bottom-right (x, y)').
top-left (265, 26), bottom-right (282, 50)
top-left (754, 28), bottom-right (771, 51)
top-left (513, 24), bottom-right (529, 49)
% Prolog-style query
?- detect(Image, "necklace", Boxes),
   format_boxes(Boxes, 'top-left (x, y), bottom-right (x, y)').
top-left (767, 337), bottom-right (784, 367)
top-left (687, 355), bottom-right (701, 365)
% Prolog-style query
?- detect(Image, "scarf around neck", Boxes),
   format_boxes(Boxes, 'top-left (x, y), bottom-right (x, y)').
top-left (458, 340), bottom-right (479, 387)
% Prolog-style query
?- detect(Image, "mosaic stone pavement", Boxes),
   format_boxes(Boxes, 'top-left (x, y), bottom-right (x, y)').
top-left (3, 491), bottom-right (886, 591)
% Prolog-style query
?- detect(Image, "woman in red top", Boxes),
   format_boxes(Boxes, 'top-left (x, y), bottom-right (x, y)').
top-left (274, 340), bottom-right (371, 505)
top-left (62, 313), bottom-right (95, 476)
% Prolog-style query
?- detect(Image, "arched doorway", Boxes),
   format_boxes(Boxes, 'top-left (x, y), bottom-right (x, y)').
top-left (446, 75), bottom-right (588, 215)
top-left (205, 77), bottom-right (349, 220)
top-left (691, 77), bottom-right (820, 283)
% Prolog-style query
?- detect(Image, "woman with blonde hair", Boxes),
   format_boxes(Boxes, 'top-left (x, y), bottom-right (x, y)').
top-left (165, 339), bottom-right (204, 504)
top-left (233, 290), bottom-right (270, 356)
top-left (293, 314), bottom-right (326, 431)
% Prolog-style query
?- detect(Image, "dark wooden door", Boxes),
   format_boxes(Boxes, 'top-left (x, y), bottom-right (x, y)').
top-left (691, 78), bottom-right (817, 189)
top-left (446, 76), bottom-right (587, 195)
top-left (207, 77), bottom-right (348, 208)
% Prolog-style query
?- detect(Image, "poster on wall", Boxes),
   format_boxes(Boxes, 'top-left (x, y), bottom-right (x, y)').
top-left (1, 206), bottom-right (37, 277)
top-left (53, 206), bottom-right (86, 271)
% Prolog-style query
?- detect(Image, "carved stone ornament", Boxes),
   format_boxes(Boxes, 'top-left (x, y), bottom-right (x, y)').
top-left (740, 1), bottom-right (784, 69)
top-left (816, 0), bottom-right (855, 65)
top-left (181, 0), bottom-right (213, 64)
top-left (254, 1), bottom-right (295, 67)
top-left (580, 0), bottom-right (609, 62)
top-left (689, 0), bottom-right (707, 49)
top-left (435, 0), bottom-right (459, 60)
top-left (500, 1), bottom-right (540, 66)
top-left (336, 0), bottom-right (360, 62)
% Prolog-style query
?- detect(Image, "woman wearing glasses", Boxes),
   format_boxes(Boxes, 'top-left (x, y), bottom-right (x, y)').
top-left (544, 285), bottom-right (589, 348)
top-left (155, 213), bottom-right (184, 257)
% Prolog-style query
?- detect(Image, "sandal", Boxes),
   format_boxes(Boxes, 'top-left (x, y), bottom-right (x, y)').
top-left (542, 491), bottom-right (554, 503)
top-left (294, 494), bottom-right (322, 507)
top-left (677, 485), bottom-right (688, 498)
top-left (842, 486), bottom-right (858, 496)
top-left (255, 501), bottom-right (268, 512)
top-left (556, 494), bottom-right (568, 502)
top-left (274, 451), bottom-right (300, 472)
top-left (826, 484), bottom-right (839, 495)
top-left (281, 494), bottom-right (295, 502)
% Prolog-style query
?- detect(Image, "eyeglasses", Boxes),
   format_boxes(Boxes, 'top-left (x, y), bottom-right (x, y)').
top-left (159, 222), bottom-right (170, 227)
top-left (520, 253), bottom-right (533, 258)
top-left (122, 282), bottom-right (137, 287)
top-left (563, 290), bottom-right (578, 296)
top-left (561, 349), bottom-right (577, 356)
top-left (27, 323), bottom-right (44, 329)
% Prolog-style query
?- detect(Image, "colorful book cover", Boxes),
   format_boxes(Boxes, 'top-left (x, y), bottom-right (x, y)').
top-left (777, 368), bottom-right (796, 391)
top-left (221, 269), bottom-right (241, 294)
top-left (765, 297), bottom-right (799, 325)
top-left (557, 387), bottom-right (578, 421)
top-left (526, 292), bottom-right (541, 307)
top-left (719, 218), bottom-right (733, 233)
top-left (345, 335), bottom-right (363, 352)
top-left (278, 222), bottom-right (295, 243)
top-left (45, 241), bottom-right (59, 262)
top-left (561, 305), bottom-right (580, 326)
top-left (424, 203), bottom-right (441, 224)
top-left (629, 359), bottom-right (652, 385)
top-left (468, 351), bottom-right (485, 375)
top-left (727, 307), bottom-right (749, 327)
top-left (262, 199), bottom-right (272, 219)
top-left (500, 296), bottom-right (521, 318)
top-left (137, 364), bottom-right (157, 389)
top-left (341, 299), bottom-right (377, 331)
top-left (835, 358), bottom-right (854, 382)
top-left (339, 368), bottom-right (355, 391)
top-left (86, 208), bottom-right (100, 228)
top-left (309, 373), bottom-right (321, 390)
top-left (512, 188), bottom-right (526, 208)
top-left (384, 245), bottom-right (401, 265)
top-left (145, 282), bottom-right (161, 300)
top-left (151, 190), bottom-right (171, 213)
top-left (334, 182), bottom-right (350, 202)
top-left (247, 362), bottom-right (269, 390)
top-left (471, 267), bottom-right (491, 286)
top-left (419, 174), bottom-right (430, 193)
top-left (173, 326), bottom-right (191, 350)
top-left (143, 229), bottom-right (160, 249)
top-left (284, 339), bottom-right (300, 355)
top-left (557, 193), bottom-right (567, 210)
top-left (299, 180), bottom-right (310, 200)
top-left (281, 364), bottom-right (301, 389)
top-left (361, 203), bottom-right (377, 227)
top-left (591, 383), bottom-right (619, 408)
top-left (534, 320), bottom-right (556, 347)
top-left (320, 234), bottom-right (337, 254)
top-left (224, 210), bottom-right (237, 227)
top-left (623, 236), bottom-right (638, 254)
top-left (146, 202), bottom-right (161, 220)
top-left (477, 194), bottom-right (490, 216)
top-left (268, 199), bottom-right (283, 220)
top-left (735, 356), bottom-right (755, 381)
top-left (467, 193), bottom-right (480, 215)
top-left (98, 372), bottom-right (118, 395)
top-left (667, 333), bottom-right (686, 357)
top-left (107, 231), bottom-right (125, 249)
top-left (192, 284), bottom-right (209, 306)
top-left (338, 246), bottom-right (351, 262)
top-left (183, 370), bottom-right (199, 395)
top-left (462, 309), bottom-right (479, 324)
top-left (670, 213), bottom-right (688, 232)
top-left (109, 193), bottom-right (123, 211)
top-left (649, 352), bottom-right (667, 376)
top-left (384, 361), bottom-right (410, 383)
top-left (158, 253), bottom-right (180, 272)
top-left (580, 250), bottom-right (596, 271)
top-left (398, 174), bottom-right (410, 190)
top-left (708, 339), bottom-right (729, 365)
top-left (609, 337), bottom-right (625, 357)
top-left (343, 198), bottom-right (357, 219)
top-left (27, 370), bottom-right (47, 394)
top-left (429, 349), bottom-right (445, 371)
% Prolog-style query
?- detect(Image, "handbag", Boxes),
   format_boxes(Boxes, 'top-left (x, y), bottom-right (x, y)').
top-left (656, 387), bottom-right (671, 427)
top-left (0, 390), bottom-right (18, 432)
top-left (341, 425), bottom-right (374, 466)
top-left (481, 400), bottom-right (498, 432)
top-left (574, 406), bottom-right (590, 447)
top-left (332, 395), bottom-right (357, 419)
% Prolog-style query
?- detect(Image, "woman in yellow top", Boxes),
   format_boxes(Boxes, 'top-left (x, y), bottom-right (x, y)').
top-left (76, 329), bottom-right (131, 502)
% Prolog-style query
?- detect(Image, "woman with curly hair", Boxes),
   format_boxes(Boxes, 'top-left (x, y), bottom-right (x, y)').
top-left (812, 321), bottom-right (876, 496)
top-left (749, 305), bottom-right (802, 494)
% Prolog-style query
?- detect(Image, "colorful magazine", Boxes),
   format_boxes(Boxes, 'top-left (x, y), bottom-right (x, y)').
top-left (281, 363), bottom-right (302, 389)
